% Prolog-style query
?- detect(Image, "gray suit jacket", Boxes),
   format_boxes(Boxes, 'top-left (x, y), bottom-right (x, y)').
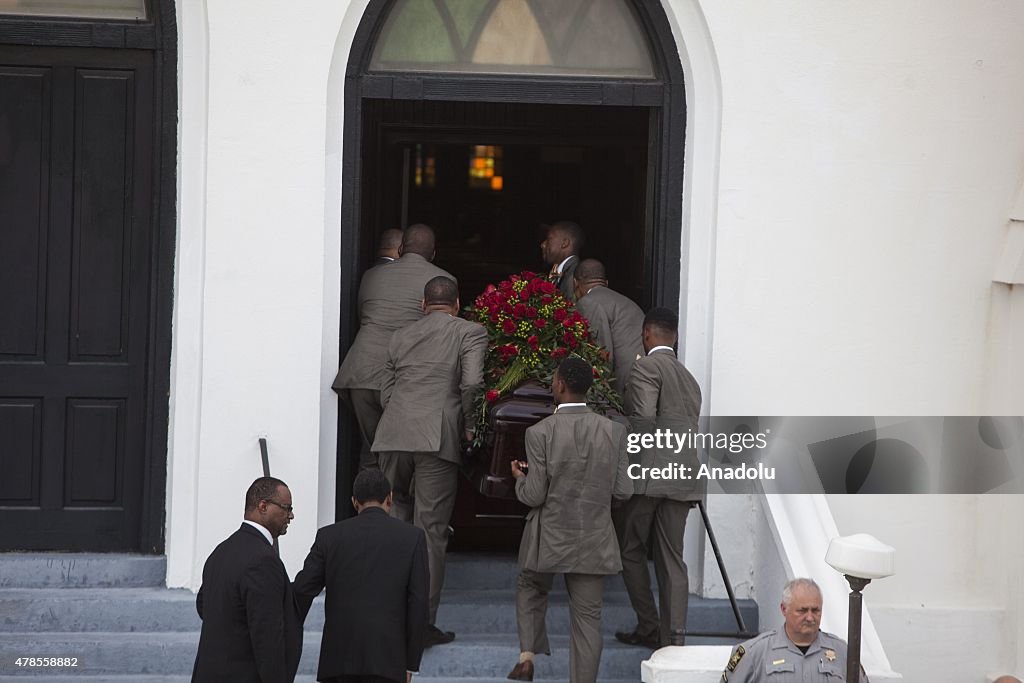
top-left (575, 285), bottom-right (644, 396)
top-left (334, 253), bottom-right (456, 391)
top-left (515, 406), bottom-right (632, 575)
top-left (371, 312), bottom-right (487, 464)
top-left (625, 348), bottom-right (703, 502)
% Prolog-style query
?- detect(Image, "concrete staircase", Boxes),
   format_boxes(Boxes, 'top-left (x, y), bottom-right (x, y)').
top-left (0, 553), bottom-right (757, 682)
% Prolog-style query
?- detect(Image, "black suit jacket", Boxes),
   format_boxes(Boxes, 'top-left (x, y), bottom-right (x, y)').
top-left (293, 507), bottom-right (429, 683)
top-left (558, 255), bottom-right (579, 303)
top-left (192, 524), bottom-right (302, 683)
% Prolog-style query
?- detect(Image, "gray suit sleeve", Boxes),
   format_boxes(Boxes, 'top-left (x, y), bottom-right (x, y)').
top-left (460, 325), bottom-right (488, 432)
top-left (613, 426), bottom-right (633, 501)
top-left (516, 427), bottom-right (550, 508)
top-left (381, 340), bottom-right (398, 408)
top-left (625, 358), bottom-right (659, 417)
top-left (579, 297), bottom-right (613, 363)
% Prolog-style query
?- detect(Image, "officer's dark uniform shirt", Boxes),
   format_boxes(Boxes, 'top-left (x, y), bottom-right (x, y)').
top-left (721, 628), bottom-right (869, 682)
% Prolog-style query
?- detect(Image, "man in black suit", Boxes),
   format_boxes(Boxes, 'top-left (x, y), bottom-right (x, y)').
top-left (192, 477), bottom-right (302, 683)
top-left (540, 221), bottom-right (584, 303)
top-left (293, 468), bottom-right (430, 683)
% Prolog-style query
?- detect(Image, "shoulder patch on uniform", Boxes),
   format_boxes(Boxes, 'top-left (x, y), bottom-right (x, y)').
top-left (726, 645), bottom-right (745, 672)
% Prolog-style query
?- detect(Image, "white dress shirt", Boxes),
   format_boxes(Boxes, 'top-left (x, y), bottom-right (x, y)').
top-left (242, 520), bottom-right (273, 546)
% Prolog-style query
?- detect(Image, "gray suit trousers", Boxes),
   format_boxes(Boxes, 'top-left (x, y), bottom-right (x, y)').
top-left (341, 388), bottom-right (382, 471)
top-left (516, 569), bottom-right (604, 683)
top-left (615, 496), bottom-right (693, 646)
top-left (379, 451), bottom-right (458, 625)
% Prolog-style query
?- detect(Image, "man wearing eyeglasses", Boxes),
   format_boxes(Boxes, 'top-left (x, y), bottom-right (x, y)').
top-left (192, 477), bottom-right (302, 683)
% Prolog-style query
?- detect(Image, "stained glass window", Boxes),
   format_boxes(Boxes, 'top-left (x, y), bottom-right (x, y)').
top-left (414, 144), bottom-right (437, 188)
top-left (370, 0), bottom-right (654, 79)
top-left (468, 145), bottom-right (503, 191)
top-left (0, 0), bottom-right (146, 19)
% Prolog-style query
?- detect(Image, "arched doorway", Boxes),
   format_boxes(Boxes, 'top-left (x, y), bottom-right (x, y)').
top-left (336, 0), bottom-right (687, 539)
top-left (0, 1), bottom-right (177, 552)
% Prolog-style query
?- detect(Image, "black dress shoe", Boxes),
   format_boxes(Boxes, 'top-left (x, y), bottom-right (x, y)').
top-left (507, 660), bottom-right (534, 681)
top-left (424, 624), bottom-right (456, 647)
top-left (614, 629), bottom-right (660, 649)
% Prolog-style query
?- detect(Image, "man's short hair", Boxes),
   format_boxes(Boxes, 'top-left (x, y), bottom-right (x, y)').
top-left (551, 220), bottom-right (584, 253)
top-left (402, 223), bottom-right (436, 257)
top-left (557, 357), bottom-right (593, 395)
top-left (574, 258), bottom-right (606, 282)
top-left (644, 307), bottom-right (678, 336)
top-left (378, 228), bottom-right (403, 251)
top-left (424, 276), bottom-right (458, 305)
top-left (782, 577), bottom-right (822, 605)
top-left (353, 468), bottom-right (392, 505)
top-left (245, 477), bottom-right (288, 512)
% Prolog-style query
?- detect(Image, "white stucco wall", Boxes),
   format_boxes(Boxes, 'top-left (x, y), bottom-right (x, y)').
top-left (168, 0), bottom-right (353, 585)
top-left (828, 495), bottom-right (1024, 681)
top-left (697, 0), bottom-right (1024, 416)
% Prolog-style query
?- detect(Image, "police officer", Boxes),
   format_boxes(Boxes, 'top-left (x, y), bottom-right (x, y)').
top-left (721, 578), bottom-right (868, 682)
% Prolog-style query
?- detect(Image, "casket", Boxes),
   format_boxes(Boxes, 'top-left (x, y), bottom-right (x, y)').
top-left (468, 380), bottom-right (554, 499)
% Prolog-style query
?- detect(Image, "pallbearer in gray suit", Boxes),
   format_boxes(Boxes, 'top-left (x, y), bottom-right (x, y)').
top-left (333, 224), bottom-right (455, 470)
top-left (373, 227), bottom-right (403, 266)
top-left (615, 307), bottom-right (703, 649)
top-left (573, 259), bottom-right (645, 397)
top-left (507, 358), bottom-right (633, 683)
top-left (372, 276), bottom-right (487, 648)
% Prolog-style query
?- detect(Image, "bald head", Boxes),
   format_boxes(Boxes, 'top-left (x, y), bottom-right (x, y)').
top-left (422, 275), bottom-right (459, 315)
top-left (401, 224), bottom-right (436, 259)
top-left (575, 259), bottom-right (606, 282)
top-left (573, 259), bottom-right (608, 300)
top-left (993, 677), bottom-right (1023, 683)
top-left (377, 228), bottom-right (403, 258)
top-left (424, 276), bottom-right (458, 306)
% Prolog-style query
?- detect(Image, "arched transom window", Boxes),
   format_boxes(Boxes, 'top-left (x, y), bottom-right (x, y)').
top-left (370, 0), bottom-right (655, 79)
top-left (0, 0), bottom-right (146, 19)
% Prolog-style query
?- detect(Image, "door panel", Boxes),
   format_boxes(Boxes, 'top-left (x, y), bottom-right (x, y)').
top-left (0, 67), bottom-right (50, 360)
top-left (71, 69), bottom-right (135, 361)
top-left (0, 46), bottom-right (154, 551)
top-left (0, 400), bottom-right (42, 503)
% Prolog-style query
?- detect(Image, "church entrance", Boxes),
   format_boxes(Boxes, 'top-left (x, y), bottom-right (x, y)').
top-left (336, 0), bottom-right (687, 550)
top-left (361, 99), bottom-right (650, 548)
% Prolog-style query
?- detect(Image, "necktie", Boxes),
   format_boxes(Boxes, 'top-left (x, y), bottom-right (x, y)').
top-left (548, 264), bottom-right (560, 283)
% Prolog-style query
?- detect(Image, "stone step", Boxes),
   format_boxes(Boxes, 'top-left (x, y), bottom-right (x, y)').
top-left (443, 552), bottom-right (701, 595)
top-left (0, 631), bottom-right (736, 678)
top-left (436, 590), bottom-right (755, 637)
top-left (0, 587), bottom-right (756, 636)
top-left (0, 551), bottom-right (685, 593)
top-left (0, 554), bottom-right (166, 589)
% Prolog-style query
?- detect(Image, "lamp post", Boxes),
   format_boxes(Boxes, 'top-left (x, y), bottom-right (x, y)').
top-left (824, 534), bottom-right (895, 682)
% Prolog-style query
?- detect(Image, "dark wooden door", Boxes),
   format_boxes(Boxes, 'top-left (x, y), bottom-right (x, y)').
top-left (0, 46), bottom-right (155, 551)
